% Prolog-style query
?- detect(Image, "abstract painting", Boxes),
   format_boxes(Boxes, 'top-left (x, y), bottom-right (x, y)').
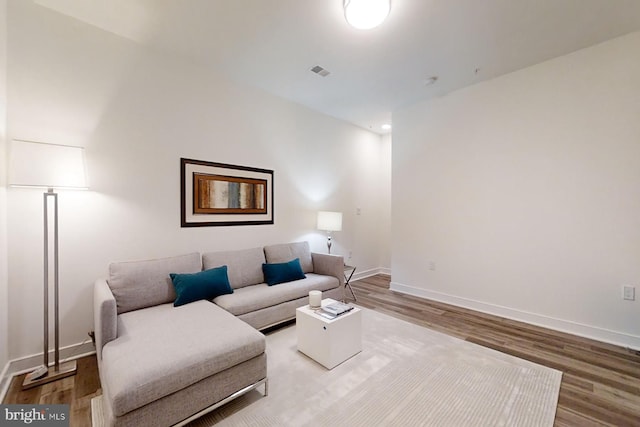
top-left (193, 174), bottom-right (267, 214)
top-left (181, 158), bottom-right (274, 227)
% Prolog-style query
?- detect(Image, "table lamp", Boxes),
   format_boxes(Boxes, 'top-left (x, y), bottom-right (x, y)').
top-left (317, 211), bottom-right (342, 254)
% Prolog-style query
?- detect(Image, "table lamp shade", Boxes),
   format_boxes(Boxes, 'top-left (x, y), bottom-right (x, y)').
top-left (317, 211), bottom-right (342, 232)
top-left (9, 140), bottom-right (88, 189)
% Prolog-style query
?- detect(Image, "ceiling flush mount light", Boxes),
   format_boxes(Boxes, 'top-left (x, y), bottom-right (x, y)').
top-left (381, 124), bottom-right (392, 130)
top-left (344, 0), bottom-right (391, 30)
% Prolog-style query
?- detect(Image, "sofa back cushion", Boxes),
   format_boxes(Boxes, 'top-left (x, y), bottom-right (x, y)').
top-left (263, 241), bottom-right (313, 274)
top-left (202, 247), bottom-right (266, 289)
top-left (108, 252), bottom-right (202, 314)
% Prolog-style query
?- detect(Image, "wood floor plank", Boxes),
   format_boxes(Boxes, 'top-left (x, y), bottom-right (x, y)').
top-left (554, 406), bottom-right (612, 427)
top-left (558, 385), bottom-right (639, 426)
top-left (4, 274), bottom-right (640, 426)
top-left (74, 356), bottom-right (101, 400)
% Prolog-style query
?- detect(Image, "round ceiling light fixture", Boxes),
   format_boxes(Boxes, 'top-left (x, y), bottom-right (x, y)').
top-left (344, 0), bottom-right (391, 30)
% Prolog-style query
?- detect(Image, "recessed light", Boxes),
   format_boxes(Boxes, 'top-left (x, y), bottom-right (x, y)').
top-left (381, 124), bottom-right (392, 130)
top-left (424, 76), bottom-right (438, 86)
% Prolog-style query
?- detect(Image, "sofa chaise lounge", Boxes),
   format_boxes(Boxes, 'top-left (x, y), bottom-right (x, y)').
top-left (94, 241), bottom-right (344, 426)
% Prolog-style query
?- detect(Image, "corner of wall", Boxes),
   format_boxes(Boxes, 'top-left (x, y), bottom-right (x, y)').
top-left (378, 133), bottom-right (392, 270)
top-left (0, 0), bottom-right (10, 399)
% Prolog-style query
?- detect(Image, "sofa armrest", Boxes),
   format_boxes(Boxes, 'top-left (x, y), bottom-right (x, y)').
top-left (311, 253), bottom-right (345, 288)
top-left (94, 279), bottom-right (118, 362)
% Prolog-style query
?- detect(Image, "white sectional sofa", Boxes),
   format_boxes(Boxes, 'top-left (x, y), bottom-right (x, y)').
top-left (94, 241), bottom-right (344, 426)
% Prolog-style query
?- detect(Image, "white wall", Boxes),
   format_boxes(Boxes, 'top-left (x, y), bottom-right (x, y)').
top-left (392, 32), bottom-right (640, 348)
top-left (378, 134), bottom-right (392, 273)
top-left (5, 1), bottom-right (388, 364)
top-left (0, 0), bottom-right (9, 386)
top-left (340, 131), bottom-right (392, 278)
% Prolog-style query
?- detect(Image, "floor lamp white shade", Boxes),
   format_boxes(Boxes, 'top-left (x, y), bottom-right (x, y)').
top-left (9, 139), bottom-right (88, 389)
top-left (317, 211), bottom-right (342, 254)
top-left (9, 140), bottom-right (88, 189)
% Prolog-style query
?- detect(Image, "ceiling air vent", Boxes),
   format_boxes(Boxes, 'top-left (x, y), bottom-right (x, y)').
top-left (311, 65), bottom-right (330, 77)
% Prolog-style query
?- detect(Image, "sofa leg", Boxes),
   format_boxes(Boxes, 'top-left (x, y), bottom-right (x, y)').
top-left (264, 378), bottom-right (269, 397)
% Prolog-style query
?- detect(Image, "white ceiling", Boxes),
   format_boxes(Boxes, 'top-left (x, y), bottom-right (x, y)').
top-left (34, 0), bottom-right (640, 134)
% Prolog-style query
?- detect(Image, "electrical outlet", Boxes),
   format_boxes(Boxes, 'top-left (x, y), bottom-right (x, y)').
top-left (623, 285), bottom-right (635, 301)
top-left (429, 261), bottom-right (436, 271)
top-left (348, 251), bottom-right (353, 259)
top-left (356, 208), bottom-right (361, 215)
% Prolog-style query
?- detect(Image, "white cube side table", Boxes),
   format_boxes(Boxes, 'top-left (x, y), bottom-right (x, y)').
top-left (296, 298), bottom-right (362, 369)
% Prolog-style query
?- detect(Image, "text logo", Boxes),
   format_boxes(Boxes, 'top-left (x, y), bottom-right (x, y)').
top-left (0, 405), bottom-right (69, 426)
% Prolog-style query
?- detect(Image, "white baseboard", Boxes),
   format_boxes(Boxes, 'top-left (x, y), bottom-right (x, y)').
top-left (378, 268), bottom-right (391, 276)
top-left (0, 360), bottom-right (10, 404)
top-left (391, 281), bottom-right (640, 351)
top-left (352, 267), bottom-right (390, 281)
top-left (0, 340), bottom-right (96, 402)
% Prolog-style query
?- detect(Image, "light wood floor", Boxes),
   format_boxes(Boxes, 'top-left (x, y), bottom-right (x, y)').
top-left (3, 356), bottom-right (100, 427)
top-left (4, 274), bottom-right (640, 426)
top-left (351, 275), bottom-right (640, 427)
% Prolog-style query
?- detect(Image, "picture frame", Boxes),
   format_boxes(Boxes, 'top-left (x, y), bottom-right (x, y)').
top-left (181, 158), bottom-right (274, 227)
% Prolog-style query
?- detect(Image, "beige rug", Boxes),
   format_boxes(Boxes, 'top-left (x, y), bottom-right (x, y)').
top-left (93, 307), bottom-right (562, 426)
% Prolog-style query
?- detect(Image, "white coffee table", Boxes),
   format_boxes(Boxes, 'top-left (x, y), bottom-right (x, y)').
top-left (296, 298), bottom-right (362, 369)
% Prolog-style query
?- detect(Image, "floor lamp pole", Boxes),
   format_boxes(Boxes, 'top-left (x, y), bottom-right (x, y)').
top-left (22, 189), bottom-right (77, 389)
top-left (43, 191), bottom-right (50, 370)
top-left (53, 189), bottom-right (60, 370)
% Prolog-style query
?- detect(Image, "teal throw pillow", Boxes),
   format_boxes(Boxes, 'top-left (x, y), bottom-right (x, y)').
top-left (170, 265), bottom-right (233, 307)
top-left (262, 258), bottom-right (306, 286)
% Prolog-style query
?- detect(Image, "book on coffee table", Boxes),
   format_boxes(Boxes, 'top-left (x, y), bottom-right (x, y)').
top-left (318, 311), bottom-right (336, 320)
top-left (321, 301), bottom-right (354, 317)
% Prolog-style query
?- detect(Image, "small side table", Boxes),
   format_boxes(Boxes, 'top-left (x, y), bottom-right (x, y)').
top-left (296, 298), bottom-right (362, 369)
top-left (344, 265), bottom-right (356, 302)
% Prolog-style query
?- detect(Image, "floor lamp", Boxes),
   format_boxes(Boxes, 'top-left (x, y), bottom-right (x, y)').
top-left (9, 140), bottom-right (88, 389)
top-left (317, 211), bottom-right (342, 254)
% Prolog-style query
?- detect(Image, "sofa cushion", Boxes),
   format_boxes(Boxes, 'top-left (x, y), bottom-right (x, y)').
top-left (264, 241), bottom-right (313, 273)
top-left (262, 258), bottom-right (306, 286)
top-left (108, 253), bottom-right (202, 314)
top-left (202, 247), bottom-right (265, 289)
top-left (214, 273), bottom-right (339, 316)
top-left (101, 300), bottom-right (265, 417)
top-left (170, 266), bottom-right (233, 307)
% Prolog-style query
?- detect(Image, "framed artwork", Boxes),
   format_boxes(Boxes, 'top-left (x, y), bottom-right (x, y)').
top-left (181, 158), bottom-right (274, 227)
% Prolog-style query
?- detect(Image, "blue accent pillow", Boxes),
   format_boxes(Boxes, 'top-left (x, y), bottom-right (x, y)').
top-left (170, 265), bottom-right (233, 307)
top-left (262, 258), bottom-right (306, 286)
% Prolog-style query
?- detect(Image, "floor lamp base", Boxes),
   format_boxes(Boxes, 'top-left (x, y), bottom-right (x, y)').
top-left (22, 360), bottom-right (77, 390)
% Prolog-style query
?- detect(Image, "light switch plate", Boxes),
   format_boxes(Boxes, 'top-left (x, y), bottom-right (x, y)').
top-left (623, 285), bottom-right (635, 301)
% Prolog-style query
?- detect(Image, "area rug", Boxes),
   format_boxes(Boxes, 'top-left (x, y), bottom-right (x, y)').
top-left (92, 307), bottom-right (561, 426)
